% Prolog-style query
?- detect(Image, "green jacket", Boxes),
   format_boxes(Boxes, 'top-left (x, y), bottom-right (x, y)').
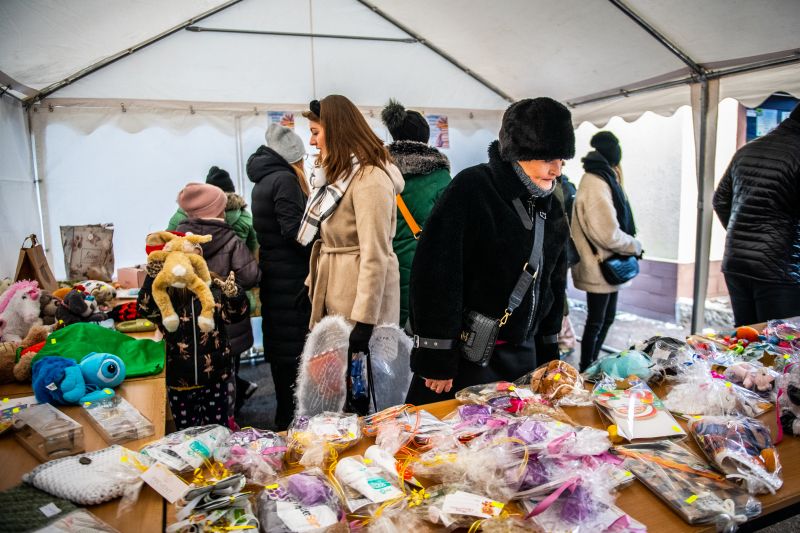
top-left (389, 141), bottom-right (452, 326)
top-left (168, 192), bottom-right (258, 252)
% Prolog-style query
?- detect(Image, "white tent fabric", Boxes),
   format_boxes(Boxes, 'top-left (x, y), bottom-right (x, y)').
top-left (0, 97), bottom-right (41, 278)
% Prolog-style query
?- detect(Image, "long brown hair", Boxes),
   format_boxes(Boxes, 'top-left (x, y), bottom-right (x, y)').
top-left (302, 94), bottom-right (390, 184)
top-left (290, 160), bottom-right (310, 197)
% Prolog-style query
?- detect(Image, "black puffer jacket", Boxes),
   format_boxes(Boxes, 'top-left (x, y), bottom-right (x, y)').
top-left (247, 145), bottom-right (311, 364)
top-left (409, 141), bottom-right (569, 382)
top-left (713, 114), bottom-right (800, 284)
top-left (137, 275), bottom-right (250, 388)
top-left (175, 218), bottom-right (260, 355)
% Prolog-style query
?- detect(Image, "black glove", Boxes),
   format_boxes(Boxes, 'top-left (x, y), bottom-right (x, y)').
top-left (295, 287), bottom-right (311, 315)
top-left (348, 322), bottom-right (374, 355)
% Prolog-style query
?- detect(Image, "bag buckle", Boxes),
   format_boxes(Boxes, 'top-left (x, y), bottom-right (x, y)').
top-left (412, 335), bottom-right (420, 349)
top-left (413, 230), bottom-right (422, 240)
top-left (499, 308), bottom-right (512, 327)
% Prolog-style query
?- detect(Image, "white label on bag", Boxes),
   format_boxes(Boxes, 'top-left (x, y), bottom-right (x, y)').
top-left (513, 387), bottom-right (535, 399)
top-left (141, 462), bottom-right (189, 504)
top-left (441, 491), bottom-right (504, 518)
top-left (39, 503), bottom-right (61, 518)
top-left (276, 501), bottom-right (338, 532)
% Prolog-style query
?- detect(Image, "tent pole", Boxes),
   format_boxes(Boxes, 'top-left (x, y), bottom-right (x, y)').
top-left (354, 0), bottom-right (514, 103)
top-left (690, 79), bottom-right (720, 333)
top-left (27, 107), bottom-right (51, 259)
top-left (186, 26), bottom-right (417, 43)
top-left (234, 115), bottom-right (245, 195)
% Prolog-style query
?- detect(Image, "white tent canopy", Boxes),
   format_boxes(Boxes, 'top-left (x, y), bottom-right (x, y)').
top-left (1, 0), bottom-right (799, 328)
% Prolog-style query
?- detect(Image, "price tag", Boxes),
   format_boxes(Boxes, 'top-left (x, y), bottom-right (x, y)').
top-left (685, 494), bottom-right (698, 504)
top-left (442, 490), bottom-right (504, 518)
top-left (39, 502), bottom-right (61, 518)
top-left (141, 462), bottom-right (189, 504)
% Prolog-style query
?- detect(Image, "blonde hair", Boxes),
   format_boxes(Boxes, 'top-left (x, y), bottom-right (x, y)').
top-left (291, 160), bottom-right (310, 197)
top-left (613, 165), bottom-right (625, 188)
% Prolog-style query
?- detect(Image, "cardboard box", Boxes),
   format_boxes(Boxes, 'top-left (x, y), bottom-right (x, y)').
top-left (117, 266), bottom-right (146, 289)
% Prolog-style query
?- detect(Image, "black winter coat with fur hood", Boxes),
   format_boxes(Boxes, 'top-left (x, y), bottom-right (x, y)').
top-left (409, 141), bottom-right (569, 381)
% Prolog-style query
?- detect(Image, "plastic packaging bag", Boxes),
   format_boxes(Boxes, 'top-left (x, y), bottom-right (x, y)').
top-left (407, 484), bottom-right (508, 531)
top-left (515, 360), bottom-right (584, 404)
top-left (287, 412), bottom-right (361, 467)
top-left (139, 425), bottom-right (231, 472)
top-left (637, 335), bottom-right (695, 377)
top-left (663, 361), bottom-right (773, 418)
top-left (213, 427), bottom-right (286, 484)
top-left (723, 362), bottom-right (778, 399)
top-left (617, 440), bottom-right (761, 528)
top-left (688, 416), bottom-right (782, 494)
top-left (593, 377), bottom-right (685, 441)
top-left (334, 455), bottom-right (404, 512)
top-left (441, 405), bottom-right (517, 444)
top-left (455, 381), bottom-right (540, 413)
top-left (368, 324), bottom-right (413, 412)
top-left (584, 350), bottom-right (653, 382)
top-left (257, 468), bottom-right (345, 533)
top-left (169, 473), bottom-right (258, 532)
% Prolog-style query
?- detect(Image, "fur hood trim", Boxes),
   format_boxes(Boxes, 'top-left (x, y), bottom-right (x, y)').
top-left (225, 192), bottom-right (247, 211)
top-left (388, 141), bottom-right (450, 176)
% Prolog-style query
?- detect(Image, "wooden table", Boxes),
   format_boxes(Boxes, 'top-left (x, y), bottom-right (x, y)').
top-left (0, 327), bottom-right (167, 533)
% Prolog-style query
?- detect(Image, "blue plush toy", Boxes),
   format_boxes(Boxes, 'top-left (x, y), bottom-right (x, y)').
top-left (584, 350), bottom-right (653, 381)
top-left (32, 352), bottom-right (126, 405)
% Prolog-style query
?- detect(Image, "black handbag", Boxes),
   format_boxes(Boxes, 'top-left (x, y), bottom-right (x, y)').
top-left (577, 209), bottom-right (639, 285)
top-left (410, 198), bottom-right (546, 367)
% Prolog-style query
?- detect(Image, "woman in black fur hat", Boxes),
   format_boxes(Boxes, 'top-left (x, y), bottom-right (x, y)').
top-left (405, 97), bottom-right (574, 404)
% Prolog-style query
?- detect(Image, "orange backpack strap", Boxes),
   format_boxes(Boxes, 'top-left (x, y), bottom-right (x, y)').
top-left (396, 194), bottom-right (422, 240)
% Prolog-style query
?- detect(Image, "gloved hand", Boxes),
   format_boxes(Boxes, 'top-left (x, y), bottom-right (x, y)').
top-left (348, 322), bottom-right (374, 355)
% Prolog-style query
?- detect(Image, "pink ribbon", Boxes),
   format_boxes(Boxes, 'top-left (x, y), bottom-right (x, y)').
top-left (546, 431), bottom-right (576, 454)
top-left (525, 476), bottom-right (580, 518)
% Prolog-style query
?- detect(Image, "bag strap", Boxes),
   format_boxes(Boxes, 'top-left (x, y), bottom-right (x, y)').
top-left (21, 234), bottom-right (38, 248)
top-left (501, 205), bottom-right (545, 325)
top-left (396, 194), bottom-right (422, 240)
top-left (574, 207), bottom-right (603, 263)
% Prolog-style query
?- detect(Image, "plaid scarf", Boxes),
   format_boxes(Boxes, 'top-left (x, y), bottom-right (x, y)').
top-left (296, 159), bottom-right (359, 245)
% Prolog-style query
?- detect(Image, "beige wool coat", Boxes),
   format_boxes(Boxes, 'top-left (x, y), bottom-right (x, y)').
top-left (571, 172), bottom-right (642, 294)
top-left (306, 163), bottom-right (405, 327)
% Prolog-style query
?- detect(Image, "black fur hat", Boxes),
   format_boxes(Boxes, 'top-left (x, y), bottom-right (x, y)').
top-left (590, 131), bottom-right (622, 166)
top-left (381, 99), bottom-right (430, 143)
top-left (498, 97), bottom-right (575, 162)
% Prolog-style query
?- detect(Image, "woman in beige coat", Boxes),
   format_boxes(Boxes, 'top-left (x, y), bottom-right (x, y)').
top-left (571, 131), bottom-right (642, 371)
top-left (298, 95), bottom-right (404, 413)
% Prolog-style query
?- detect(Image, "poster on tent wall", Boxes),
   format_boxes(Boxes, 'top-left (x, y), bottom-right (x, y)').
top-left (427, 115), bottom-right (450, 149)
top-left (268, 112), bottom-right (295, 129)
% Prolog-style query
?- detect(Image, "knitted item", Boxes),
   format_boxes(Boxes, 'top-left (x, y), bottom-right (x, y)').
top-left (23, 445), bottom-right (149, 505)
top-left (0, 484), bottom-right (77, 533)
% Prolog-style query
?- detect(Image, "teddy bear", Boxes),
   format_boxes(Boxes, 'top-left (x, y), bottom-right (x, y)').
top-left (12, 325), bottom-right (52, 382)
top-left (39, 290), bottom-right (58, 326)
top-left (529, 360), bottom-right (580, 400)
top-left (32, 352), bottom-right (126, 405)
top-left (145, 231), bottom-right (215, 332)
top-left (724, 362), bottom-right (775, 392)
top-left (78, 280), bottom-right (117, 311)
top-left (0, 278), bottom-right (12, 297)
top-left (0, 341), bottom-right (18, 384)
top-left (0, 280), bottom-right (43, 342)
top-left (55, 287), bottom-right (107, 328)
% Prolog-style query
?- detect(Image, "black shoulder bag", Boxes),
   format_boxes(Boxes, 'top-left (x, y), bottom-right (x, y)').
top-left (411, 198), bottom-right (546, 367)
top-left (576, 208), bottom-right (639, 286)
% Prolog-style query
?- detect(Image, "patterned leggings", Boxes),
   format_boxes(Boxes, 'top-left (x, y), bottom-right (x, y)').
top-left (168, 375), bottom-right (236, 430)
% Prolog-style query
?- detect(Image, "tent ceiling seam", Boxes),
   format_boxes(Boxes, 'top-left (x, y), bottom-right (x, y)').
top-left (607, 0), bottom-right (705, 77)
top-left (354, 0), bottom-right (514, 103)
top-left (27, 0), bottom-right (247, 104)
top-left (185, 26), bottom-right (417, 43)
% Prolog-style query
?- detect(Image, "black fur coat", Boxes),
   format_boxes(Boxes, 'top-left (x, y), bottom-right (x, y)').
top-left (409, 141), bottom-right (569, 381)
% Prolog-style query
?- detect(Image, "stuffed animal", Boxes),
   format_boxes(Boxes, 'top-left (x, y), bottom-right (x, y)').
top-left (584, 350), bottom-right (653, 382)
top-left (0, 278), bottom-right (12, 297)
top-left (32, 352), bottom-right (126, 405)
top-left (13, 325), bottom-right (52, 382)
top-left (0, 280), bottom-right (43, 342)
top-left (778, 363), bottom-right (800, 438)
top-left (109, 301), bottom-right (138, 323)
top-left (724, 362), bottom-right (775, 392)
top-left (78, 280), bottom-right (116, 310)
top-left (52, 286), bottom-right (72, 301)
top-left (39, 290), bottom-right (58, 326)
top-left (0, 341), bottom-right (19, 384)
top-left (55, 288), bottom-right (107, 328)
top-left (145, 231), bottom-right (215, 333)
top-left (529, 360), bottom-right (580, 400)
